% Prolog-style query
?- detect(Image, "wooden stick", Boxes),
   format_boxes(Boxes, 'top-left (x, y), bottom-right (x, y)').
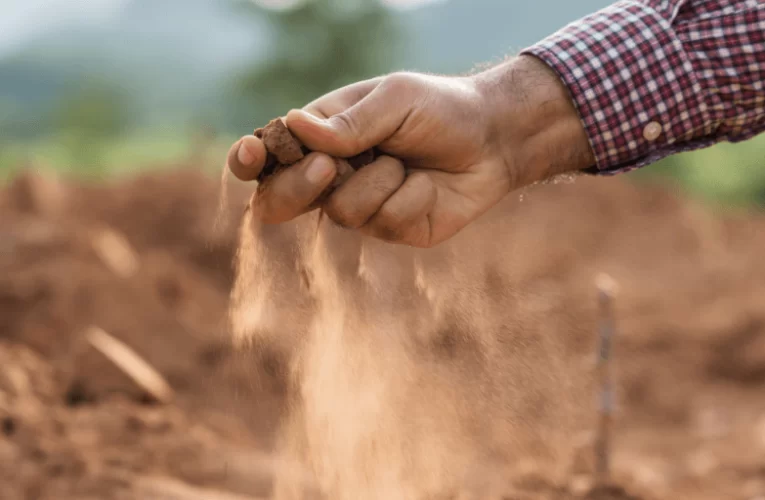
top-left (594, 273), bottom-right (619, 486)
top-left (91, 227), bottom-right (140, 278)
top-left (133, 475), bottom-right (266, 500)
top-left (85, 325), bottom-right (174, 404)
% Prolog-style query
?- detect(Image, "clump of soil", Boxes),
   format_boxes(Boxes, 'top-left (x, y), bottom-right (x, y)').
top-left (253, 118), bottom-right (377, 187)
top-left (254, 119), bottom-right (310, 182)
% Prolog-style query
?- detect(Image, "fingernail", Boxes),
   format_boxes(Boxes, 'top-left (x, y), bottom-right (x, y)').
top-left (237, 143), bottom-right (255, 166)
top-left (305, 157), bottom-right (334, 185)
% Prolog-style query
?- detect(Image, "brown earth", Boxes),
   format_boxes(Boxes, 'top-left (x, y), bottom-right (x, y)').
top-left (1, 165), bottom-right (764, 500)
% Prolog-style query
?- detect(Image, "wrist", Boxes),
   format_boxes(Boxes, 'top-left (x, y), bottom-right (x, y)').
top-left (473, 55), bottom-right (595, 186)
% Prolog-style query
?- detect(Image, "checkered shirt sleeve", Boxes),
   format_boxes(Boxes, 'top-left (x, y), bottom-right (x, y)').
top-left (521, 0), bottom-right (765, 175)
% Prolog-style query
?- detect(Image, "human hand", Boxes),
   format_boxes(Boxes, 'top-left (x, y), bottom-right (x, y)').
top-left (226, 55), bottom-right (594, 248)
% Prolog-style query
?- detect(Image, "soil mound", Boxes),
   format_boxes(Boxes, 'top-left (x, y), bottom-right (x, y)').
top-left (1, 166), bottom-right (764, 499)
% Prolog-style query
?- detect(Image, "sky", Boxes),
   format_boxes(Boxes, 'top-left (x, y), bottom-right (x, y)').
top-left (0, 0), bottom-right (129, 57)
top-left (251, 0), bottom-right (444, 10)
top-left (0, 0), bottom-right (441, 58)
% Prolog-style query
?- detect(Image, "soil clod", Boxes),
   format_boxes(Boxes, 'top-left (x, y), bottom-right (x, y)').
top-left (253, 118), bottom-right (377, 188)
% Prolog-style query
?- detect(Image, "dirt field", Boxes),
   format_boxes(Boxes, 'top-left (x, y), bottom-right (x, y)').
top-left (1, 165), bottom-right (764, 500)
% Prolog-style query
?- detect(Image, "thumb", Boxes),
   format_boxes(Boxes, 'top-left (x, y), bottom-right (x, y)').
top-left (286, 76), bottom-right (418, 158)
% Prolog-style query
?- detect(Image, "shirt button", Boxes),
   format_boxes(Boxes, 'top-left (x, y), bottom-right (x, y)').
top-left (643, 121), bottom-right (663, 141)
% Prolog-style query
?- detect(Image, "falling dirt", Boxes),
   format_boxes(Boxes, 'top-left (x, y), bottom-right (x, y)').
top-left (2, 164), bottom-right (765, 499)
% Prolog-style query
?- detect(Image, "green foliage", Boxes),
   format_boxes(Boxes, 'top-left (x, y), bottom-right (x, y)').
top-left (39, 79), bottom-right (136, 174)
top-left (229, 0), bottom-right (403, 131)
top-left (51, 80), bottom-right (133, 139)
top-left (632, 133), bottom-right (765, 209)
top-left (0, 132), bottom-right (236, 181)
top-left (50, 82), bottom-right (130, 135)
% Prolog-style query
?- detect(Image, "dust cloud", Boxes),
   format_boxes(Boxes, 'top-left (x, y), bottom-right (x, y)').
top-left (229, 190), bottom-right (596, 499)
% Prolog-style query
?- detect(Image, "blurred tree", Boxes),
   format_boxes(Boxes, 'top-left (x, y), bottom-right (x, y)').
top-left (228, 0), bottom-right (403, 131)
top-left (48, 79), bottom-right (134, 173)
top-left (52, 81), bottom-right (132, 140)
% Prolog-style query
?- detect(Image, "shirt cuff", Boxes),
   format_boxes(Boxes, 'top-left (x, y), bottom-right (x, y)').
top-left (520, 1), bottom-right (717, 175)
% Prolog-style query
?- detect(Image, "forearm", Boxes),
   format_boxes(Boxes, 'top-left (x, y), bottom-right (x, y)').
top-left (520, 0), bottom-right (765, 175)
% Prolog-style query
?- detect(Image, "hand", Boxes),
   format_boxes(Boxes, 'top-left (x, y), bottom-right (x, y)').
top-left (226, 55), bottom-right (594, 248)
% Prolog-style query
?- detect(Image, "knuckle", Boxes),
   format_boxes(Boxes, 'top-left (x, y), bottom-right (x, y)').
top-left (376, 154), bottom-right (406, 173)
top-left (372, 223), bottom-right (404, 243)
top-left (383, 72), bottom-right (417, 94)
top-left (383, 72), bottom-right (430, 108)
top-left (373, 206), bottom-right (408, 241)
top-left (325, 198), bottom-right (364, 230)
top-left (330, 111), bottom-right (358, 136)
top-left (405, 172), bottom-right (434, 194)
top-left (328, 112), bottom-right (361, 154)
top-left (377, 202), bottom-right (404, 227)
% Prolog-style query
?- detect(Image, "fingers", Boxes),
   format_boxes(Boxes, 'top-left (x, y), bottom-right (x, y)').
top-left (253, 152), bottom-right (337, 224)
top-left (359, 172), bottom-right (437, 247)
top-left (245, 146), bottom-right (440, 246)
top-left (227, 135), bottom-right (267, 181)
top-left (324, 156), bottom-right (406, 229)
top-left (285, 74), bottom-right (420, 158)
top-left (227, 77), bottom-right (396, 181)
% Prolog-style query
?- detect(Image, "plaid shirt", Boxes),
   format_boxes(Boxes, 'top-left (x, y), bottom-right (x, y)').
top-left (521, 0), bottom-right (765, 175)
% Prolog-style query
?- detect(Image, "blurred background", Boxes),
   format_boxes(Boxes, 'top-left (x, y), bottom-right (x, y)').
top-left (1, 0), bottom-right (763, 207)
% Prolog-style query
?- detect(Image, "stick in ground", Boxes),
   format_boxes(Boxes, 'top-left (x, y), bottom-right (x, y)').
top-left (593, 273), bottom-right (619, 486)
